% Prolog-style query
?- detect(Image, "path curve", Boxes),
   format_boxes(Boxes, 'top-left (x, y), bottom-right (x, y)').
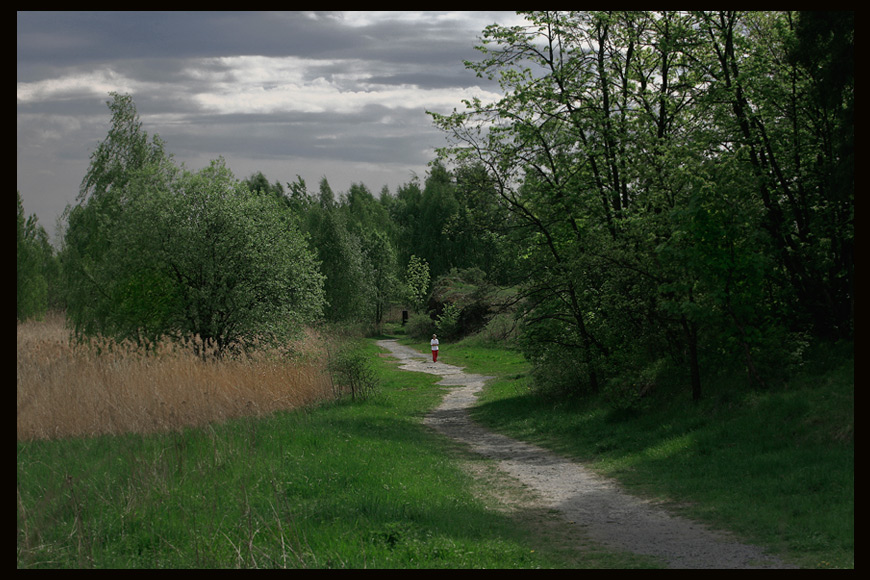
top-left (377, 339), bottom-right (796, 569)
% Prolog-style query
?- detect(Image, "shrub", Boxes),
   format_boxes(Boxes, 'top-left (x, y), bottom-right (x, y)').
top-left (435, 303), bottom-right (462, 339)
top-left (406, 312), bottom-right (436, 340)
top-left (326, 342), bottom-right (379, 401)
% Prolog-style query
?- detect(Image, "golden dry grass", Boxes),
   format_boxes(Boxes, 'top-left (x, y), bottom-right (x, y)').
top-left (17, 312), bottom-right (335, 441)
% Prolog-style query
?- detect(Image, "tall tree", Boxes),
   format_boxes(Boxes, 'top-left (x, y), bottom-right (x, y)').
top-left (362, 229), bottom-right (400, 325)
top-left (244, 171), bottom-right (287, 206)
top-left (404, 254), bottom-right (430, 314)
top-left (431, 11), bottom-right (838, 400)
top-left (61, 94), bottom-right (324, 353)
top-left (390, 178), bottom-right (424, 270)
top-left (304, 202), bottom-right (371, 323)
top-left (17, 191), bottom-right (53, 321)
top-left (697, 11), bottom-right (853, 340)
top-left (61, 92), bottom-right (176, 338)
top-left (119, 159), bottom-right (325, 354)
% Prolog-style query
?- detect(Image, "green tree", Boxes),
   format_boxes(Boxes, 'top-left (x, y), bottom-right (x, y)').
top-left (338, 182), bottom-right (402, 325)
top-left (317, 177), bottom-right (336, 210)
top-left (129, 160), bottom-right (324, 354)
top-left (790, 11), bottom-right (853, 338)
top-left (17, 191), bottom-right (53, 321)
top-left (431, 11), bottom-right (829, 401)
top-left (362, 229), bottom-right (400, 325)
top-left (61, 92), bottom-right (176, 338)
top-left (697, 11), bottom-right (853, 340)
top-left (243, 171), bottom-right (287, 206)
top-left (404, 254), bottom-right (430, 314)
top-left (285, 175), bottom-right (313, 213)
top-left (61, 94), bottom-right (324, 354)
top-left (390, 178), bottom-right (424, 270)
top-left (304, 202), bottom-right (370, 323)
top-left (93, 159), bottom-right (324, 354)
top-left (418, 162), bottom-right (460, 279)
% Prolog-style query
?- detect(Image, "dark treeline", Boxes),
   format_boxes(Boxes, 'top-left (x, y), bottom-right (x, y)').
top-left (18, 11), bottom-right (851, 403)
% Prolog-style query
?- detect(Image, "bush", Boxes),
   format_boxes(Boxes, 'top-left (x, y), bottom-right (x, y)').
top-left (406, 312), bottom-right (436, 340)
top-left (429, 268), bottom-right (506, 338)
top-left (327, 342), bottom-right (379, 401)
top-left (526, 346), bottom-right (595, 401)
top-left (468, 312), bottom-right (520, 347)
top-left (435, 303), bottom-right (462, 339)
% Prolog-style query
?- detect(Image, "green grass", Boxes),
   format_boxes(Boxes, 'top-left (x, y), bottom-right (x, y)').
top-left (433, 337), bottom-right (853, 570)
top-left (17, 339), bottom-right (650, 569)
top-left (17, 331), bottom-right (852, 569)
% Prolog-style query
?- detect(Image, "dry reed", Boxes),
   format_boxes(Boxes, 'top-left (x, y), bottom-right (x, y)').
top-left (17, 312), bottom-right (335, 441)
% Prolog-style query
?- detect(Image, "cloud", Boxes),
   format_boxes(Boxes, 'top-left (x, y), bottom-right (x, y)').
top-left (181, 55), bottom-right (501, 116)
top-left (17, 11), bottom-right (524, 229)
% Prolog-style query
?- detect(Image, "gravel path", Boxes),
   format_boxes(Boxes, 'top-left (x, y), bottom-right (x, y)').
top-left (377, 339), bottom-right (796, 569)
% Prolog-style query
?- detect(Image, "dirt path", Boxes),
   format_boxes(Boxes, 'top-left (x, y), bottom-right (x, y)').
top-left (377, 339), bottom-right (796, 569)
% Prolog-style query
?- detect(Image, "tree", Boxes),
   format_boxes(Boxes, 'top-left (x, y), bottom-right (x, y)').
top-left (418, 162), bottom-right (460, 279)
top-left (430, 11), bottom-right (833, 401)
top-left (404, 255), bottom-right (430, 314)
top-left (61, 94), bottom-right (325, 354)
top-left (317, 177), bottom-right (336, 209)
top-left (61, 92), bottom-right (176, 338)
top-left (697, 11), bottom-right (853, 340)
top-left (335, 182), bottom-right (402, 325)
top-left (244, 171), bottom-right (287, 206)
top-left (304, 201), bottom-right (370, 323)
top-left (390, 178), bottom-right (424, 270)
top-left (362, 229), bottom-right (400, 325)
top-left (17, 191), bottom-right (53, 321)
top-left (130, 160), bottom-right (324, 354)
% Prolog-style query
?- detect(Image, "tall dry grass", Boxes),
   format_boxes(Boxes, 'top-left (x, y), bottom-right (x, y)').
top-left (17, 312), bottom-right (335, 441)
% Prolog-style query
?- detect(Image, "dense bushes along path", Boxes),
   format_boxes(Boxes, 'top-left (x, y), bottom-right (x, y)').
top-left (377, 339), bottom-right (796, 569)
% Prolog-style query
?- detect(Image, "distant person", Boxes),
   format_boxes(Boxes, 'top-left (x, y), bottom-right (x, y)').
top-left (430, 334), bottom-right (440, 362)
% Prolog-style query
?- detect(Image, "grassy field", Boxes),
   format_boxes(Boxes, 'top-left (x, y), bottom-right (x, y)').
top-left (419, 335), bottom-right (854, 569)
top-left (17, 317), bottom-right (852, 568)
top-left (17, 318), bottom-right (650, 569)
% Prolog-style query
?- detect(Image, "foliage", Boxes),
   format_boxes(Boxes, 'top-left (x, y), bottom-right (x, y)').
top-left (429, 267), bottom-right (511, 340)
top-left (296, 179), bottom-right (401, 327)
top-left (304, 203), bottom-right (371, 323)
top-left (60, 94), bottom-right (324, 355)
top-left (326, 340), bottom-right (379, 401)
top-left (134, 160), bottom-right (324, 354)
top-left (17, 191), bottom-right (54, 321)
top-left (45, 10), bottom-right (851, 404)
top-left (243, 170), bottom-right (288, 206)
top-left (434, 302), bottom-right (462, 339)
top-left (430, 11), bottom-right (853, 401)
top-left (361, 229), bottom-right (400, 325)
top-left (405, 312), bottom-right (436, 340)
top-left (403, 254), bottom-right (430, 314)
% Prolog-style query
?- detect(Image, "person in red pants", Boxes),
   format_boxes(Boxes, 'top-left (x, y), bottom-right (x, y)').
top-left (430, 334), bottom-right (439, 362)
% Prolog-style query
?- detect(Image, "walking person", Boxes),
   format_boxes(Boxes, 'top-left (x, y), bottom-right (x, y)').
top-left (430, 334), bottom-right (440, 362)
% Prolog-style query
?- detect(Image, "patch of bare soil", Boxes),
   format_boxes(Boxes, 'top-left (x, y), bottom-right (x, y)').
top-left (377, 339), bottom-right (797, 569)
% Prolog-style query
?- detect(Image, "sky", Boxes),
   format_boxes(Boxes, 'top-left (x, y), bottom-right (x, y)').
top-left (17, 11), bottom-right (524, 236)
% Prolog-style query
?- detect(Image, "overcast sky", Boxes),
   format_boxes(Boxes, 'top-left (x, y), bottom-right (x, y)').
top-left (17, 11), bottom-right (523, 234)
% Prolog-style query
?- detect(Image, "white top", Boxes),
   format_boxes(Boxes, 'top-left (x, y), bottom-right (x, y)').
top-left (430, 338), bottom-right (439, 350)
